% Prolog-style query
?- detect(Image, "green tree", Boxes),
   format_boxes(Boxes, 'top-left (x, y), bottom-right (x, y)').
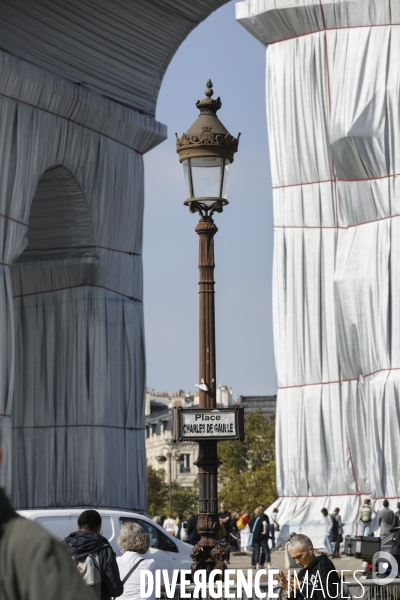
top-left (170, 479), bottom-right (198, 516)
top-left (147, 466), bottom-right (169, 516)
top-left (147, 465), bottom-right (198, 517)
top-left (218, 410), bottom-right (277, 512)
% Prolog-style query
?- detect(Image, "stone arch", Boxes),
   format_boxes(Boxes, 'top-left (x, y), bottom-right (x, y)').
top-left (10, 166), bottom-right (100, 508)
top-left (17, 165), bottom-right (95, 262)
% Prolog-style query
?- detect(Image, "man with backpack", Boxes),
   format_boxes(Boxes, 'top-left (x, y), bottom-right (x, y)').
top-left (64, 510), bottom-right (123, 600)
top-left (359, 499), bottom-right (372, 536)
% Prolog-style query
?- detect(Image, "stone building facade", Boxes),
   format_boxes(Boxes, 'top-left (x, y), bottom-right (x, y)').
top-left (145, 388), bottom-right (276, 487)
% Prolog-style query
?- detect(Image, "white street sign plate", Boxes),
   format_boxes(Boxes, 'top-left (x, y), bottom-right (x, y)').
top-left (173, 407), bottom-right (244, 441)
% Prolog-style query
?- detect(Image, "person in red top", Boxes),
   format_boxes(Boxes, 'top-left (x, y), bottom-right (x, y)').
top-left (239, 512), bottom-right (251, 554)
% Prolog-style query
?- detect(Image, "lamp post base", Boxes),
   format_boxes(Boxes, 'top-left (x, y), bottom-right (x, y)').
top-left (191, 441), bottom-right (226, 579)
top-left (190, 513), bottom-right (226, 579)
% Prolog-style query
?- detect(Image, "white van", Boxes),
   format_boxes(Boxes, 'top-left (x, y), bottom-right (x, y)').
top-left (18, 508), bottom-right (192, 577)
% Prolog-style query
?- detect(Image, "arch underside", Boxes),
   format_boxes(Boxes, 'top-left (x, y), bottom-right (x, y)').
top-left (0, 0), bottom-right (230, 115)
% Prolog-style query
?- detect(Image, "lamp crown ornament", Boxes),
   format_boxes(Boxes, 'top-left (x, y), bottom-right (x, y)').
top-left (175, 80), bottom-right (240, 162)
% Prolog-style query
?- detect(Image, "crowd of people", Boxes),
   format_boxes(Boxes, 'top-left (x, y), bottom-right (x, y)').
top-left (320, 498), bottom-right (400, 558)
top-left (155, 497), bottom-right (400, 574)
top-left (2, 410), bottom-right (400, 600)
top-left (152, 502), bottom-right (281, 569)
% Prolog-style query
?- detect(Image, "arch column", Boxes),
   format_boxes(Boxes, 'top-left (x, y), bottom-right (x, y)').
top-left (0, 50), bottom-right (163, 508)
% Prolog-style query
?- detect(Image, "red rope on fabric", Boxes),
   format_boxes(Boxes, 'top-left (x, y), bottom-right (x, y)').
top-left (275, 210), bottom-right (400, 229)
top-left (374, 496), bottom-right (400, 500)
top-left (0, 91), bottom-right (143, 155)
top-left (278, 366), bottom-right (400, 390)
top-left (318, 1), bottom-right (340, 231)
top-left (279, 493), bottom-right (363, 498)
top-left (270, 21), bottom-right (400, 46)
top-left (318, 0), bottom-right (327, 30)
top-left (0, 212), bottom-right (28, 227)
top-left (13, 283), bottom-right (142, 303)
top-left (0, 413), bottom-right (11, 418)
top-left (22, 244), bottom-right (141, 257)
top-left (12, 424), bottom-right (145, 431)
top-left (274, 225), bottom-right (338, 229)
top-left (273, 171), bottom-right (400, 190)
top-left (279, 494), bottom-right (400, 500)
top-left (272, 178), bottom-right (334, 190)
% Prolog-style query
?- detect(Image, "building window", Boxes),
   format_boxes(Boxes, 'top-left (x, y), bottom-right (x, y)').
top-left (180, 454), bottom-right (191, 473)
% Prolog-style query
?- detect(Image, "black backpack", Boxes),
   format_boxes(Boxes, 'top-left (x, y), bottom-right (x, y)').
top-left (391, 530), bottom-right (400, 563)
top-left (331, 515), bottom-right (339, 538)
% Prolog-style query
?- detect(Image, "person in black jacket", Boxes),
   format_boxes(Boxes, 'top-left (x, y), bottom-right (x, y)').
top-left (186, 511), bottom-right (200, 546)
top-left (277, 533), bottom-right (349, 599)
top-left (250, 505), bottom-right (271, 568)
top-left (64, 510), bottom-right (123, 600)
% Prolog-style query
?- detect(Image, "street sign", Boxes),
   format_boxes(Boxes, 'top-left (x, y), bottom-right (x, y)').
top-left (173, 406), bottom-right (244, 442)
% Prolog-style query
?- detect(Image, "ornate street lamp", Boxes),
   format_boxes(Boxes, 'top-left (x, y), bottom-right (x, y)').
top-left (175, 81), bottom-right (240, 577)
top-left (176, 79), bottom-right (240, 217)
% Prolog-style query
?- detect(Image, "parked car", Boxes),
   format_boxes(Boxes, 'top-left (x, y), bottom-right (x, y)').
top-left (18, 508), bottom-right (192, 577)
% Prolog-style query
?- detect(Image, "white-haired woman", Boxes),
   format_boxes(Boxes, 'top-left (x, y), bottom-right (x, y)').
top-left (116, 522), bottom-right (162, 600)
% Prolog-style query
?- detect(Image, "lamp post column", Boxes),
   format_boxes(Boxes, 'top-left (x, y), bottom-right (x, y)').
top-left (168, 452), bottom-right (173, 515)
top-left (191, 216), bottom-right (226, 577)
top-left (175, 80), bottom-right (240, 579)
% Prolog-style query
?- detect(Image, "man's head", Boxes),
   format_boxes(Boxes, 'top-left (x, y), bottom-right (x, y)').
top-left (255, 505), bottom-right (264, 517)
top-left (78, 510), bottom-right (102, 534)
top-left (321, 508), bottom-right (328, 517)
top-left (288, 534), bottom-right (315, 568)
top-left (220, 503), bottom-right (226, 511)
top-left (187, 510), bottom-right (194, 517)
top-left (273, 508), bottom-right (279, 514)
top-left (334, 507), bottom-right (340, 515)
top-left (364, 499), bottom-right (371, 505)
top-left (397, 502), bottom-right (400, 510)
top-left (383, 499), bottom-right (389, 508)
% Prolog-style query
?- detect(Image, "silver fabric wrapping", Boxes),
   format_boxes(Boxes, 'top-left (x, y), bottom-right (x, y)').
top-left (237, 0), bottom-right (400, 545)
top-left (0, 49), bottom-right (161, 509)
top-left (0, 0), bottom-right (229, 115)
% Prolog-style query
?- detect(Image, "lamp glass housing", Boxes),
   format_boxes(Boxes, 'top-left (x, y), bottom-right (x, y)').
top-left (182, 159), bottom-right (191, 199)
top-left (181, 157), bottom-right (231, 208)
top-left (221, 160), bottom-right (230, 199)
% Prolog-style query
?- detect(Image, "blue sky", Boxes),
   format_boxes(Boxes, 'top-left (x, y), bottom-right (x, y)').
top-left (143, 1), bottom-right (276, 398)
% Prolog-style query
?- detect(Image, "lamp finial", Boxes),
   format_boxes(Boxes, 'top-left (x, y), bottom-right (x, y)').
top-left (196, 80), bottom-right (221, 114)
top-left (205, 80), bottom-right (213, 97)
